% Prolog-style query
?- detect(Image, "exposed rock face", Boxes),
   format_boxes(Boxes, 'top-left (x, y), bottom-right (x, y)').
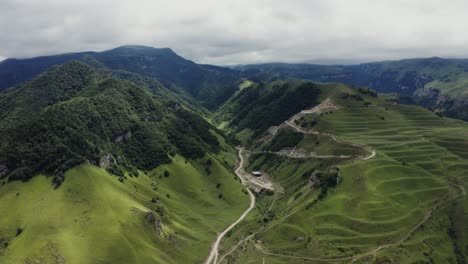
top-left (146, 211), bottom-right (164, 236)
top-left (155, 218), bottom-right (164, 236)
top-left (295, 235), bottom-right (305, 241)
top-left (156, 205), bottom-right (166, 216)
top-left (0, 164), bottom-right (8, 178)
top-left (99, 154), bottom-right (114, 169)
top-left (309, 174), bottom-right (319, 189)
top-left (115, 131), bottom-right (132, 143)
top-left (0, 237), bottom-right (8, 248)
top-left (146, 211), bottom-right (156, 223)
top-left (115, 135), bottom-right (124, 143)
top-left (170, 103), bottom-right (182, 111)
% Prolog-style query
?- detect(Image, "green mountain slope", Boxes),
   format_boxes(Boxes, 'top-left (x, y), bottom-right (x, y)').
top-left (0, 60), bottom-right (252, 264)
top-left (0, 157), bottom-right (249, 264)
top-left (214, 81), bottom-right (468, 263)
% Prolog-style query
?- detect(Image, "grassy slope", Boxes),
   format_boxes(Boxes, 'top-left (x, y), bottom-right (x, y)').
top-left (310, 89), bottom-right (468, 263)
top-left (0, 153), bottom-right (249, 264)
top-left (216, 83), bottom-right (468, 263)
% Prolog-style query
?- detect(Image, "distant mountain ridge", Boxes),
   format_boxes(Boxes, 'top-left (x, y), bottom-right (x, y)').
top-left (0, 45), bottom-right (241, 108)
top-left (2, 47), bottom-right (468, 119)
top-left (236, 57), bottom-right (468, 120)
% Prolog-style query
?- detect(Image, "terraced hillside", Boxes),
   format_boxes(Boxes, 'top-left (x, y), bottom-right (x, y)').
top-left (214, 81), bottom-right (468, 263)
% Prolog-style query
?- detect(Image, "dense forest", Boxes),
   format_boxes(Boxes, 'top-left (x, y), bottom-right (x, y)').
top-left (0, 61), bottom-right (220, 184)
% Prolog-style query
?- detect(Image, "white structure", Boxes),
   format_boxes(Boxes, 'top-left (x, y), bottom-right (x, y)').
top-left (252, 171), bottom-right (262, 177)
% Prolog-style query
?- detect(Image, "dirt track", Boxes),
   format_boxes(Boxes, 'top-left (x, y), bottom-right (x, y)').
top-left (204, 149), bottom-right (256, 264)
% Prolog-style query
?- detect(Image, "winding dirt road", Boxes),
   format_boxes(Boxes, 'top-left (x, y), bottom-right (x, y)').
top-left (285, 120), bottom-right (376, 160)
top-left (205, 149), bottom-right (256, 264)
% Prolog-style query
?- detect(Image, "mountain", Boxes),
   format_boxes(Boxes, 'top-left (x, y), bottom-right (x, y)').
top-left (0, 45), bottom-right (242, 108)
top-left (236, 58), bottom-right (468, 121)
top-left (214, 80), bottom-right (468, 263)
top-left (0, 48), bottom-right (467, 263)
top-left (3, 48), bottom-right (468, 118)
top-left (0, 61), bottom-right (225, 182)
top-left (0, 60), bottom-right (251, 263)
top-left (0, 52), bottom-right (94, 92)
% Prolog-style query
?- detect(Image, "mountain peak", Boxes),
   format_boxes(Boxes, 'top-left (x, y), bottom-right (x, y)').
top-left (104, 45), bottom-right (176, 56)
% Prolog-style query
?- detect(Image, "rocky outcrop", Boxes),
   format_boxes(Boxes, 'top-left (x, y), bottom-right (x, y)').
top-left (115, 131), bottom-right (132, 143)
top-left (99, 154), bottom-right (115, 169)
top-left (146, 211), bottom-right (164, 236)
top-left (0, 164), bottom-right (8, 178)
top-left (0, 237), bottom-right (8, 248)
top-left (308, 174), bottom-right (319, 189)
top-left (169, 103), bottom-right (182, 111)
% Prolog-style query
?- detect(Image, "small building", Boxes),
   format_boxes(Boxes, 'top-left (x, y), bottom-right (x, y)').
top-left (252, 171), bottom-right (262, 177)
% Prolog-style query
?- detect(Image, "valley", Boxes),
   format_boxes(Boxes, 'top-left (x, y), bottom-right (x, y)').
top-left (0, 47), bottom-right (466, 264)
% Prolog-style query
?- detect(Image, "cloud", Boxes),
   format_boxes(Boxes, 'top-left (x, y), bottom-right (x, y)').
top-left (1, 0), bottom-right (468, 65)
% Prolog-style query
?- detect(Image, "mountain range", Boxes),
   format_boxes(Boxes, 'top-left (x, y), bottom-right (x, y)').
top-left (0, 46), bottom-right (467, 264)
top-left (2, 46), bottom-right (468, 121)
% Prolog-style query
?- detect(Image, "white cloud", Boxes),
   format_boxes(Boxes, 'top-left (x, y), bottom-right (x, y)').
top-left (1, 0), bottom-right (468, 64)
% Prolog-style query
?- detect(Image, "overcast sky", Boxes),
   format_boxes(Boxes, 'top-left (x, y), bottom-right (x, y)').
top-left (1, 0), bottom-right (467, 65)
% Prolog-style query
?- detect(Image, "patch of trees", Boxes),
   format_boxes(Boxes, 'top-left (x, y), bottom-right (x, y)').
top-left (341, 93), bottom-right (365, 101)
top-left (267, 129), bottom-right (304, 152)
top-left (358, 87), bottom-right (377, 97)
top-left (296, 116), bottom-right (318, 129)
top-left (16, 228), bottom-right (23, 237)
top-left (315, 170), bottom-right (340, 200)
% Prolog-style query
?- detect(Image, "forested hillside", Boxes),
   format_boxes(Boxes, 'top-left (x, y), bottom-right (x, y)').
top-left (0, 61), bottom-right (221, 184)
top-left (0, 60), bottom-right (250, 264)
